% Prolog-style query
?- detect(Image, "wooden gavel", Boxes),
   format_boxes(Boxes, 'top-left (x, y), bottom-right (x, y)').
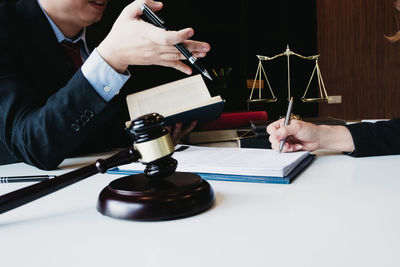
top-left (0, 113), bottom-right (214, 221)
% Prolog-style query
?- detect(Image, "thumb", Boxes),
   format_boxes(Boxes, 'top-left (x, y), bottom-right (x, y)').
top-left (120, 0), bottom-right (163, 19)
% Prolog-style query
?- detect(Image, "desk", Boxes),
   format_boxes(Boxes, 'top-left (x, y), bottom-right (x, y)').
top-left (1, 150), bottom-right (400, 267)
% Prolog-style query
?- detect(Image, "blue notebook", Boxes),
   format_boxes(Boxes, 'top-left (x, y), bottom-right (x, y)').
top-left (106, 146), bottom-right (315, 184)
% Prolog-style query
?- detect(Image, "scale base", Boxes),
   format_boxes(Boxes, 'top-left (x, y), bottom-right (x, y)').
top-left (97, 172), bottom-right (214, 221)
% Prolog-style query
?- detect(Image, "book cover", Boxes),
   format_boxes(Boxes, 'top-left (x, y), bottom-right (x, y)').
top-left (126, 75), bottom-right (224, 126)
top-left (163, 100), bottom-right (225, 126)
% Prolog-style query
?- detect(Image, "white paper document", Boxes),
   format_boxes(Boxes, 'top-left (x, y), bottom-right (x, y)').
top-left (121, 146), bottom-right (310, 178)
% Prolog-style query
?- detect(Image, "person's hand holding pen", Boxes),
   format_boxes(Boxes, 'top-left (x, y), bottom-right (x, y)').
top-left (267, 118), bottom-right (320, 152)
top-left (268, 97), bottom-right (323, 152)
top-left (267, 117), bottom-right (356, 153)
top-left (97, 0), bottom-right (211, 75)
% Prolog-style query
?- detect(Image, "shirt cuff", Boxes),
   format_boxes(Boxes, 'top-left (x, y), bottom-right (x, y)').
top-left (81, 48), bottom-right (130, 102)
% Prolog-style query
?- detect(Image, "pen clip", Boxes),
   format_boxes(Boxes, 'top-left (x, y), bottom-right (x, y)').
top-left (141, 4), bottom-right (165, 26)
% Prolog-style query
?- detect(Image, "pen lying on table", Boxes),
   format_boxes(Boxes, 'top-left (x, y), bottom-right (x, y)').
top-left (0, 175), bottom-right (56, 183)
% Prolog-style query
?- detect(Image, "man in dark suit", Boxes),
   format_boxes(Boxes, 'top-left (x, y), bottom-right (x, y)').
top-left (0, 0), bottom-right (210, 169)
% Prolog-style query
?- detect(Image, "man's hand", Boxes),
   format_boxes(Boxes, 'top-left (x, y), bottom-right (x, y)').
top-left (97, 0), bottom-right (210, 74)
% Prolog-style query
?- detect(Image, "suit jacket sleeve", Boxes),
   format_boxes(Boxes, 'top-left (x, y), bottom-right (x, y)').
top-left (0, 2), bottom-right (127, 170)
top-left (345, 118), bottom-right (400, 157)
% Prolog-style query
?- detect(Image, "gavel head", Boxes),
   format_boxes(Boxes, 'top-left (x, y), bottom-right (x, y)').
top-left (98, 113), bottom-right (214, 221)
top-left (126, 113), bottom-right (177, 178)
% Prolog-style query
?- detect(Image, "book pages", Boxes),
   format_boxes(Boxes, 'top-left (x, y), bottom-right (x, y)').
top-left (121, 146), bottom-right (310, 178)
top-left (126, 75), bottom-right (213, 120)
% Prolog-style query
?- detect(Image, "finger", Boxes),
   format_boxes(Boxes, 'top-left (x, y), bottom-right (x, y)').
top-left (122, 0), bottom-right (163, 19)
top-left (172, 123), bottom-right (182, 137)
top-left (266, 118), bottom-right (285, 134)
top-left (277, 141), bottom-right (294, 153)
top-left (157, 60), bottom-right (192, 75)
top-left (285, 143), bottom-right (303, 152)
top-left (144, 0), bottom-right (163, 11)
top-left (275, 126), bottom-right (291, 141)
top-left (182, 40), bottom-right (211, 53)
top-left (281, 136), bottom-right (303, 152)
top-left (191, 52), bottom-right (207, 58)
top-left (158, 50), bottom-right (207, 61)
top-left (180, 121), bottom-right (197, 136)
top-left (149, 28), bottom-right (195, 46)
top-left (269, 132), bottom-right (280, 145)
top-left (270, 141), bottom-right (279, 151)
top-left (276, 120), bottom-right (302, 141)
top-left (158, 51), bottom-right (186, 61)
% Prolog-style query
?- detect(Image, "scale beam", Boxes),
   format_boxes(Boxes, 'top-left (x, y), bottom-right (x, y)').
top-left (248, 45), bottom-right (329, 107)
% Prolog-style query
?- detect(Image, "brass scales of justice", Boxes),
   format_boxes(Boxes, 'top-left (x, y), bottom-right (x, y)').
top-left (247, 45), bottom-right (329, 110)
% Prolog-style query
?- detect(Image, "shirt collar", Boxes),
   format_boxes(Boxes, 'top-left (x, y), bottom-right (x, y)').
top-left (36, 0), bottom-right (88, 46)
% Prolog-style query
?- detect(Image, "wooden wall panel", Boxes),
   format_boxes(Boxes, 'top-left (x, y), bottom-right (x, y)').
top-left (317, 0), bottom-right (400, 120)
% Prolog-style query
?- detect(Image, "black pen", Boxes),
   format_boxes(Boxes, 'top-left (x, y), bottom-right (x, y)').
top-left (140, 4), bottom-right (213, 81)
top-left (0, 175), bottom-right (56, 183)
top-left (279, 97), bottom-right (294, 152)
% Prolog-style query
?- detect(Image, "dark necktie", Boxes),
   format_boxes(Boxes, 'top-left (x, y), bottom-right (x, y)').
top-left (60, 40), bottom-right (84, 71)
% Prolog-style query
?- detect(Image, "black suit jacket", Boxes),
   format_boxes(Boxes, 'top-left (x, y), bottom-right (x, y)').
top-left (0, 0), bottom-right (132, 169)
top-left (346, 118), bottom-right (400, 157)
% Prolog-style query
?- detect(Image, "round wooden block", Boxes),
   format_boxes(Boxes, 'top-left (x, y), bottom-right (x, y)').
top-left (97, 172), bottom-right (214, 221)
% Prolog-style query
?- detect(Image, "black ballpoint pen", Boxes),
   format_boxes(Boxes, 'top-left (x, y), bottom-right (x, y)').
top-left (140, 4), bottom-right (213, 81)
top-left (0, 175), bottom-right (56, 183)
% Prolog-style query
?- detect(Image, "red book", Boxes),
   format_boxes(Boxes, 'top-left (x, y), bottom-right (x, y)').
top-left (197, 111), bottom-right (268, 130)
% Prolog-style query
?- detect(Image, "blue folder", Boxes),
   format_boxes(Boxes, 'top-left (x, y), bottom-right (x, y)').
top-left (107, 154), bottom-right (315, 184)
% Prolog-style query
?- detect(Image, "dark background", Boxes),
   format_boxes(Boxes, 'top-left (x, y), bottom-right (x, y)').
top-left (1, 0), bottom-right (319, 120)
top-left (101, 0), bottom-right (319, 120)
top-left (3, 1), bottom-right (400, 121)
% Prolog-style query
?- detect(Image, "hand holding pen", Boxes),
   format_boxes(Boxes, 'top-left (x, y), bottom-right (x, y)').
top-left (140, 3), bottom-right (212, 80)
top-left (97, 1), bottom-right (211, 76)
top-left (267, 97), bottom-right (323, 153)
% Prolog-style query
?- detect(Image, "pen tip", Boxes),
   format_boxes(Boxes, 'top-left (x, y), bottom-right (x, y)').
top-left (203, 70), bottom-right (213, 81)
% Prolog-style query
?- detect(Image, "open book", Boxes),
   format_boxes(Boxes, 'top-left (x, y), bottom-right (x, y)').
top-left (126, 75), bottom-right (225, 125)
top-left (108, 146), bottom-right (314, 184)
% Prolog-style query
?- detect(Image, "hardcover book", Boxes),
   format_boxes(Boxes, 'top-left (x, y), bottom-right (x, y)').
top-left (126, 75), bottom-right (225, 125)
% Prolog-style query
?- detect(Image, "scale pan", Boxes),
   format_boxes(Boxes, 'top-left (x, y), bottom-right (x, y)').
top-left (247, 97), bottom-right (277, 103)
top-left (301, 97), bottom-right (328, 103)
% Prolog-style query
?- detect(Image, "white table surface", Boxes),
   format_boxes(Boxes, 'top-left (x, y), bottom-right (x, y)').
top-left (0, 149), bottom-right (399, 267)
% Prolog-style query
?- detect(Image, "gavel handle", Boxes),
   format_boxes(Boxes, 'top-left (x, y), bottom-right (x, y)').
top-left (0, 147), bottom-right (140, 214)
